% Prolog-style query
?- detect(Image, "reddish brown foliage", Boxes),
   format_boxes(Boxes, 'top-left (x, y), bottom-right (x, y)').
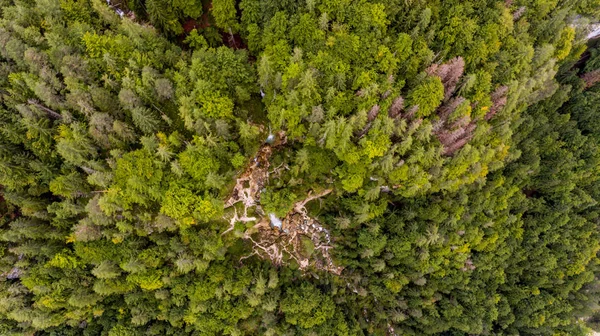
top-left (426, 57), bottom-right (465, 101)
top-left (404, 105), bottom-right (418, 120)
top-left (513, 6), bottom-right (526, 20)
top-left (437, 96), bottom-right (465, 121)
top-left (485, 86), bottom-right (509, 120)
top-left (367, 104), bottom-right (380, 122)
top-left (433, 97), bottom-right (476, 155)
top-left (182, 19), bottom-right (208, 33)
top-left (582, 69), bottom-right (600, 88)
top-left (388, 96), bottom-right (404, 119)
top-left (222, 31), bottom-right (247, 50)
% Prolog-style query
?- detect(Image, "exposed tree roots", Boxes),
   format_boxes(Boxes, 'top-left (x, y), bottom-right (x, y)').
top-left (224, 142), bottom-right (342, 275)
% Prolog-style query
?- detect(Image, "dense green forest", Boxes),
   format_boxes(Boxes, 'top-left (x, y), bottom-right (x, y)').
top-left (1, 0), bottom-right (600, 334)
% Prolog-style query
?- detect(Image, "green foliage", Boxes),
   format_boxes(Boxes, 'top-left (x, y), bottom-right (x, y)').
top-left (212, 0), bottom-right (239, 32)
top-left (178, 139), bottom-right (220, 185)
top-left (407, 76), bottom-right (445, 117)
top-left (161, 184), bottom-right (223, 225)
top-left (108, 149), bottom-right (164, 210)
top-left (130, 107), bottom-right (162, 134)
top-left (145, 0), bottom-right (203, 36)
top-left (281, 283), bottom-right (335, 328)
top-left (183, 29), bottom-right (208, 49)
top-left (260, 188), bottom-right (297, 217)
top-left (0, 0), bottom-right (599, 335)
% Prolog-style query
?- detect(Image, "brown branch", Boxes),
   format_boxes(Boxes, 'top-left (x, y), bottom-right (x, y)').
top-left (239, 252), bottom-right (257, 263)
top-left (222, 208), bottom-right (257, 235)
top-left (294, 189), bottom-right (332, 213)
top-left (27, 99), bottom-right (62, 120)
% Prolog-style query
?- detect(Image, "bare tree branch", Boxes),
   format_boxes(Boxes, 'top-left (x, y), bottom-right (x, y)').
top-left (27, 99), bottom-right (62, 120)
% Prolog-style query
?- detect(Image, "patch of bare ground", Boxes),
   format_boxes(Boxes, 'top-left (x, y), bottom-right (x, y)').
top-left (222, 134), bottom-right (343, 275)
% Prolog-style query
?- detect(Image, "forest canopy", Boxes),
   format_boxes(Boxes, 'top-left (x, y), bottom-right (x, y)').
top-left (1, 0), bottom-right (600, 335)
